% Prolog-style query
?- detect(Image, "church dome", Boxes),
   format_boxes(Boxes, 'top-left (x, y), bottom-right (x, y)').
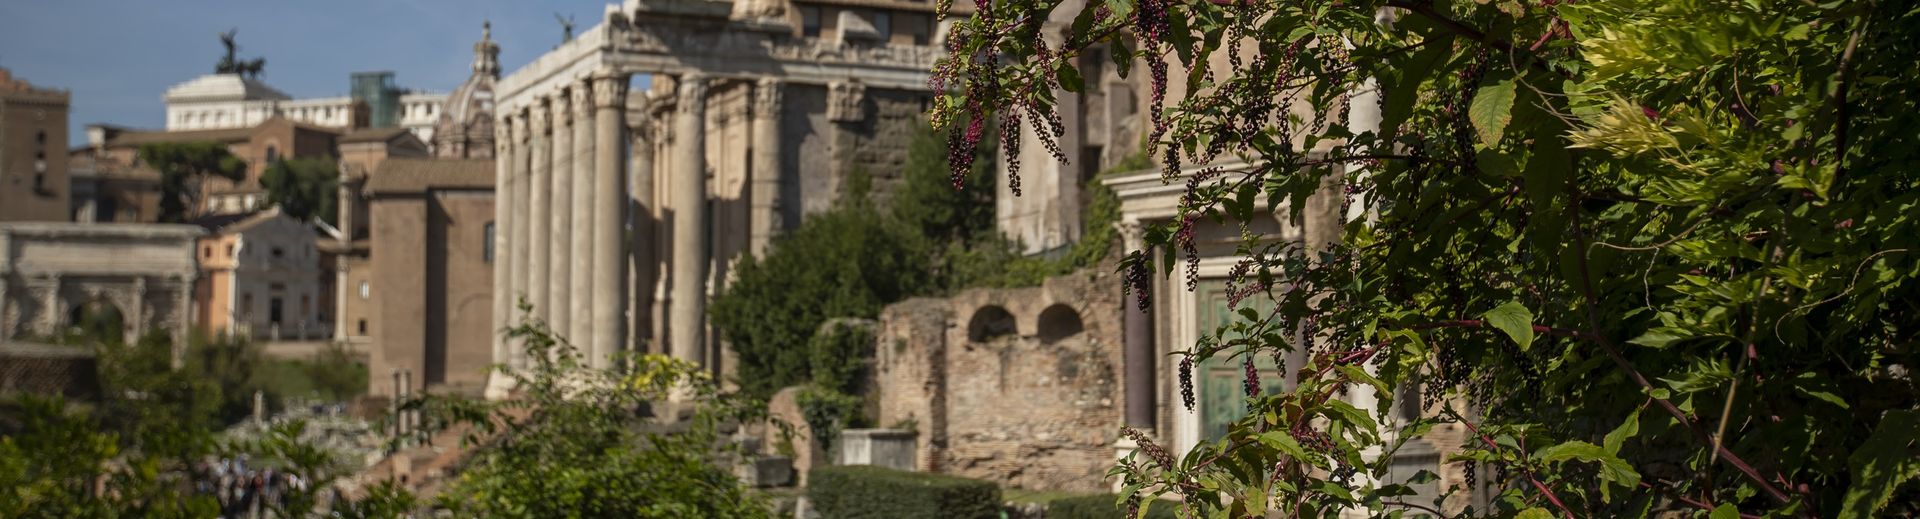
top-left (432, 22), bottom-right (500, 159)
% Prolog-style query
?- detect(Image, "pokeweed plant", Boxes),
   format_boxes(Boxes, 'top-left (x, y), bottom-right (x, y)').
top-left (934, 0), bottom-right (1919, 517)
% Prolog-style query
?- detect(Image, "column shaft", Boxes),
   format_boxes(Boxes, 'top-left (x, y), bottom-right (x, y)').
top-left (628, 111), bottom-right (656, 356)
top-left (507, 112), bottom-right (532, 369)
top-left (590, 73), bottom-right (632, 368)
top-left (668, 75), bottom-right (709, 367)
top-left (549, 95), bottom-right (575, 336)
top-left (749, 79), bottom-right (783, 256)
top-left (1119, 222), bottom-right (1156, 430)
top-left (569, 83), bottom-right (597, 350)
top-left (527, 101), bottom-right (554, 325)
top-left (489, 118), bottom-right (514, 396)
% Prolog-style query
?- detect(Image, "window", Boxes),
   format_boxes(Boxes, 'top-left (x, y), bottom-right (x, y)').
top-left (359, 281), bottom-right (370, 300)
top-left (872, 11), bottom-right (892, 40)
top-left (203, 246), bottom-right (212, 258)
top-left (800, 6), bottom-right (822, 37)
top-left (265, 146), bottom-right (279, 164)
top-left (227, 244), bottom-right (236, 258)
top-left (483, 222), bottom-right (496, 263)
top-left (271, 247), bottom-right (285, 258)
top-left (357, 319), bottom-right (367, 334)
top-left (269, 297), bottom-right (284, 326)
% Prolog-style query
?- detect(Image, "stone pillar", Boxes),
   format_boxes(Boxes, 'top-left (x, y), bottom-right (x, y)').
top-left (507, 112), bottom-right (532, 369)
top-left (1118, 221), bottom-right (1156, 431)
top-left (170, 277), bottom-right (191, 367)
top-left (590, 72), bottom-right (632, 368)
top-left (527, 100), bottom-right (554, 326)
top-left (129, 277), bottom-right (147, 344)
top-left (0, 277), bottom-right (10, 339)
top-left (569, 82), bottom-right (597, 350)
top-left (749, 78), bottom-right (784, 256)
top-left (628, 110), bottom-right (657, 357)
top-left (487, 120), bottom-right (515, 399)
top-left (34, 276), bottom-right (61, 337)
top-left (336, 176), bottom-right (356, 340)
top-left (549, 91), bottom-right (575, 339)
top-left (668, 75), bottom-right (709, 368)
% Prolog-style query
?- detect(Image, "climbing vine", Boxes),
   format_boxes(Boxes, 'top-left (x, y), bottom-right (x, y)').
top-left (937, 0), bottom-right (1920, 517)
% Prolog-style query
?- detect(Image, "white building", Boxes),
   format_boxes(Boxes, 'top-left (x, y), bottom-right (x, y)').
top-left (189, 208), bottom-right (327, 341)
top-left (163, 73), bottom-right (447, 145)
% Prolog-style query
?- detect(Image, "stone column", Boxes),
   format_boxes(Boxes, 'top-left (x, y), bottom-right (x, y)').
top-left (336, 176), bottom-right (356, 340)
top-left (548, 92), bottom-right (575, 338)
top-left (170, 277), bottom-right (191, 367)
top-left (1118, 221), bottom-right (1156, 431)
top-left (590, 72), bottom-right (632, 368)
top-left (569, 82), bottom-right (597, 349)
top-left (0, 277), bottom-right (10, 339)
top-left (749, 78), bottom-right (783, 256)
top-left (487, 119), bottom-right (515, 399)
top-left (668, 74), bottom-right (709, 367)
top-left (129, 277), bottom-right (147, 344)
top-left (527, 99), bottom-right (554, 325)
top-left (34, 275), bottom-right (61, 337)
top-left (507, 112), bottom-right (532, 369)
top-left (628, 109), bottom-right (657, 357)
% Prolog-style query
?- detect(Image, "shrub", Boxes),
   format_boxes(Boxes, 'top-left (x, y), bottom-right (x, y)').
top-left (808, 465), bottom-right (1000, 519)
top-left (1046, 494), bottom-right (1178, 519)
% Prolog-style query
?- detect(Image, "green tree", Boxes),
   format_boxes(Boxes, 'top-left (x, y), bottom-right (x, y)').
top-left (260, 157), bottom-right (339, 224)
top-left (423, 309), bottom-right (772, 518)
top-left (139, 142), bottom-right (247, 222)
top-left (940, 0), bottom-right (1920, 516)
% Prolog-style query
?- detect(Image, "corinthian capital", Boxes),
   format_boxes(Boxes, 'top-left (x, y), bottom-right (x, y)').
top-left (571, 80), bottom-right (594, 117)
top-left (753, 78), bottom-right (783, 120)
top-left (531, 101), bottom-right (553, 134)
top-left (592, 73), bottom-right (632, 109)
top-left (675, 74), bottom-right (708, 116)
top-left (509, 112), bottom-right (528, 143)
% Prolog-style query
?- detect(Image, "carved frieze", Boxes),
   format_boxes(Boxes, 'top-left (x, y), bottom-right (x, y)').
top-left (617, 23), bottom-right (941, 72)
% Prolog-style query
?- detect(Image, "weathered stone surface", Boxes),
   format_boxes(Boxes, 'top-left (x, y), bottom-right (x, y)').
top-left (875, 261), bottom-right (1125, 493)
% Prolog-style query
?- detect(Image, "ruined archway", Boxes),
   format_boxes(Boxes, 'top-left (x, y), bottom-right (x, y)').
top-left (966, 305), bottom-right (1017, 343)
top-left (67, 299), bottom-right (126, 344)
top-left (1035, 304), bottom-right (1084, 344)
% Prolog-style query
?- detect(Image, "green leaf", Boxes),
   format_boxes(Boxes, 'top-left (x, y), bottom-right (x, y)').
top-left (1515, 508), bottom-right (1554, 519)
top-left (1604, 408), bottom-right (1640, 456)
top-left (1708, 504), bottom-right (1739, 519)
top-left (1057, 63), bottom-right (1084, 93)
top-left (1469, 78), bottom-right (1518, 146)
top-left (1257, 431), bottom-right (1313, 461)
top-left (1482, 301), bottom-right (1536, 351)
top-left (1534, 440), bottom-right (1640, 497)
top-left (1840, 410), bottom-right (1920, 516)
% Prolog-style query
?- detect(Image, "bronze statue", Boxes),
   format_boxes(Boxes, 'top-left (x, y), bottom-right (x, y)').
top-left (215, 29), bottom-right (266, 79)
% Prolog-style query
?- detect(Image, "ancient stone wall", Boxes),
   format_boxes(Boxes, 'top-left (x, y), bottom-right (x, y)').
top-left (873, 263), bottom-right (1124, 493)
top-left (0, 342), bottom-right (98, 399)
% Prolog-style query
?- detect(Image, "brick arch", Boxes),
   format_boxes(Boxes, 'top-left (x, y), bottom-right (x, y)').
top-left (965, 304), bottom-right (1017, 342)
top-left (1035, 303), bottom-right (1085, 344)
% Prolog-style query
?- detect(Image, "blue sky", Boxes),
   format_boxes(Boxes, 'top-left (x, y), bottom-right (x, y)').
top-left (0, 0), bottom-right (620, 143)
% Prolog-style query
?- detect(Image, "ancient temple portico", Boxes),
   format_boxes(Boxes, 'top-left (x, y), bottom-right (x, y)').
top-left (487, 0), bottom-right (947, 394)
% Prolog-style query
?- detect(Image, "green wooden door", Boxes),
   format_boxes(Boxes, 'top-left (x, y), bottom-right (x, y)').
top-left (1196, 280), bottom-right (1287, 440)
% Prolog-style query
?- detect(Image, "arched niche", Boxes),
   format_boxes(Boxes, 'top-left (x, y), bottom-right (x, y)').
top-left (966, 305), bottom-right (1018, 343)
top-left (1035, 304), bottom-right (1084, 344)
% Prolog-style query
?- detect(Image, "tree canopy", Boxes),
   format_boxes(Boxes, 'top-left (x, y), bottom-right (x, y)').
top-left (139, 142), bottom-right (246, 222)
top-left (260, 157), bottom-right (340, 224)
top-left (939, 0), bottom-right (1919, 516)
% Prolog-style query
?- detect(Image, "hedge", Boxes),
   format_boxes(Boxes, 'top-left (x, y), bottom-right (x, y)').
top-left (1047, 494), bottom-right (1179, 519)
top-left (808, 465), bottom-right (1000, 519)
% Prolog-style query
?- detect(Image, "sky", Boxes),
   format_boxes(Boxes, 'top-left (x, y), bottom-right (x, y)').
top-left (0, 0), bottom-right (622, 144)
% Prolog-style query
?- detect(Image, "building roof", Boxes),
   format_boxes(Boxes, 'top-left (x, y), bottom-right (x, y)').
top-left (107, 126), bottom-right (257, 147)
top-left (163, 73), bottom-right (291, 103)
top-left (341, 127), bottom-right (414, 144)
top-left (186, 207), bottom-right (283, 234)
top-left (365, 158), bottom-right (495, 194)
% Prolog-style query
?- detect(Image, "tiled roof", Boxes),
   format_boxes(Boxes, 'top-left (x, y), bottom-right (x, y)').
top-left (107, 127), bottom-right (256, 147)
top-left (365, 158), bottom-right (495, 194)
top-left (341, 127), bottom-right (413, 144)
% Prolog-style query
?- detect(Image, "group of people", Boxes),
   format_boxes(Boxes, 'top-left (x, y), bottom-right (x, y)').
top-left (190, 456), bottom-right (310, 518)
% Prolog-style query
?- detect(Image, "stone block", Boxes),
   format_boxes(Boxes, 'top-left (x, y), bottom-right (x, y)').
top-left (837, 428), bottom-right (915, 471)
top-left (734, 455), bottom-right (795, 488)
